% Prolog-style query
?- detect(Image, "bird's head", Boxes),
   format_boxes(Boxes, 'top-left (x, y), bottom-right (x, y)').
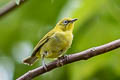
top-left (56, 18), bottom-right (78, 31)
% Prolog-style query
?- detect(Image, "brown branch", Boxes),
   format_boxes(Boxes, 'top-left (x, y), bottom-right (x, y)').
top-left (0, 0), bottom-right (26, 17)
top-left (17, 39), bottom-right (120, 80)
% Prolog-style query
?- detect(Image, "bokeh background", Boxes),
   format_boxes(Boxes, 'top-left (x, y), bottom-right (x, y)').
top-left (0, 0), bottom-right (120, 80)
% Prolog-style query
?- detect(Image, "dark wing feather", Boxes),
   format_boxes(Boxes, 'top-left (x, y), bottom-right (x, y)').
top-left (31, 30), bottom-right (55, 57)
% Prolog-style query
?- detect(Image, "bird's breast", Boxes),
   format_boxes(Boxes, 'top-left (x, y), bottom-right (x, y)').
top-left (49, 32), bottom-right (73, 51)
top-left (54, 32), bottom-right (73, 45)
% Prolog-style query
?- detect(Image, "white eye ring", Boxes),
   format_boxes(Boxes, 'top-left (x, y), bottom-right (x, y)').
top-left (63, 20), bottom-right (68, 25)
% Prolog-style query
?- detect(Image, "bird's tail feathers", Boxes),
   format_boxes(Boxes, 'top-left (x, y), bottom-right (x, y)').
top-left (23, 56), bottom-right (38, 65)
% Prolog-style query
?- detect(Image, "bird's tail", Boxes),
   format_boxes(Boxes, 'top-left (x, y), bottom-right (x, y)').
top-left (23, 56), bottom-right (38, 65)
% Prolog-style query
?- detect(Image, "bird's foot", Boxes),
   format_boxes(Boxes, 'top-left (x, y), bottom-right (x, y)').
top-left (56, 55), bottom-right (68, 67)
top-left (42, 63), bottom-right (48, 71)
top-left (90, 47), bottom-right (96, 52)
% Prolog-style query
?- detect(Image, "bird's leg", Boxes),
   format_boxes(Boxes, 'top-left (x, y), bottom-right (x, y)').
top-left (41, 54), bottom-right (47, 71)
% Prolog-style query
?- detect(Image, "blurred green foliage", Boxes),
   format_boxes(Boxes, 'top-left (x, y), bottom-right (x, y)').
top-left (0, 0), bottom-right (120, 80)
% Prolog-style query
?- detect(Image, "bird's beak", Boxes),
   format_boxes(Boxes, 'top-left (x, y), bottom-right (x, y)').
top-left (71, 18), bottom-right (78, 23)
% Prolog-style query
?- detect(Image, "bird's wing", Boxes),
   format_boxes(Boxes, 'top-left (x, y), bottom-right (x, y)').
top-left (31, 30), bottom-right (55, 57)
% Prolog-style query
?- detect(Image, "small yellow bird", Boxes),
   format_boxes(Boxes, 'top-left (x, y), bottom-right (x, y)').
top-left (23, 18), bottom-right (77, 68)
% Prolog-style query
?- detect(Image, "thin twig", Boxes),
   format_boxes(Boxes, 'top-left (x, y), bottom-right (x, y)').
top-left (17, 39), bottom-right (120, 80)
top-left (0, 0), bottom-right (26, 17)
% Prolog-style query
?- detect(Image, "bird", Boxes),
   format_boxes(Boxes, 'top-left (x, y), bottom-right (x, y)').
top-left (23, 18), bottom-right (78, 69)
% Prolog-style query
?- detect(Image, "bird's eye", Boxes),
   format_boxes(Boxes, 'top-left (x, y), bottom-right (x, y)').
top-left (63, 20), bottom-right (69, 25)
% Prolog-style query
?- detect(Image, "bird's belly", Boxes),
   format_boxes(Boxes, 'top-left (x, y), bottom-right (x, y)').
top-left (47, 38), bottom-right (68, 57)
top-left (43, 33), bottom-right (72, 58)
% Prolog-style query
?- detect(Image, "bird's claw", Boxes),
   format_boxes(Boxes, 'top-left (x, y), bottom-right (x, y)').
top-left (43, 63), bottom-right (47, 71)
top-left (56, 55), bottom-right (68, 67)
top-left (91, 47), bottom-right (96, 52)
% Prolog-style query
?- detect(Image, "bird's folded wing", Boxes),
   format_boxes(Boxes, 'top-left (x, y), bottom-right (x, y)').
top-left (31, 30), bottom-right (55, 56)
